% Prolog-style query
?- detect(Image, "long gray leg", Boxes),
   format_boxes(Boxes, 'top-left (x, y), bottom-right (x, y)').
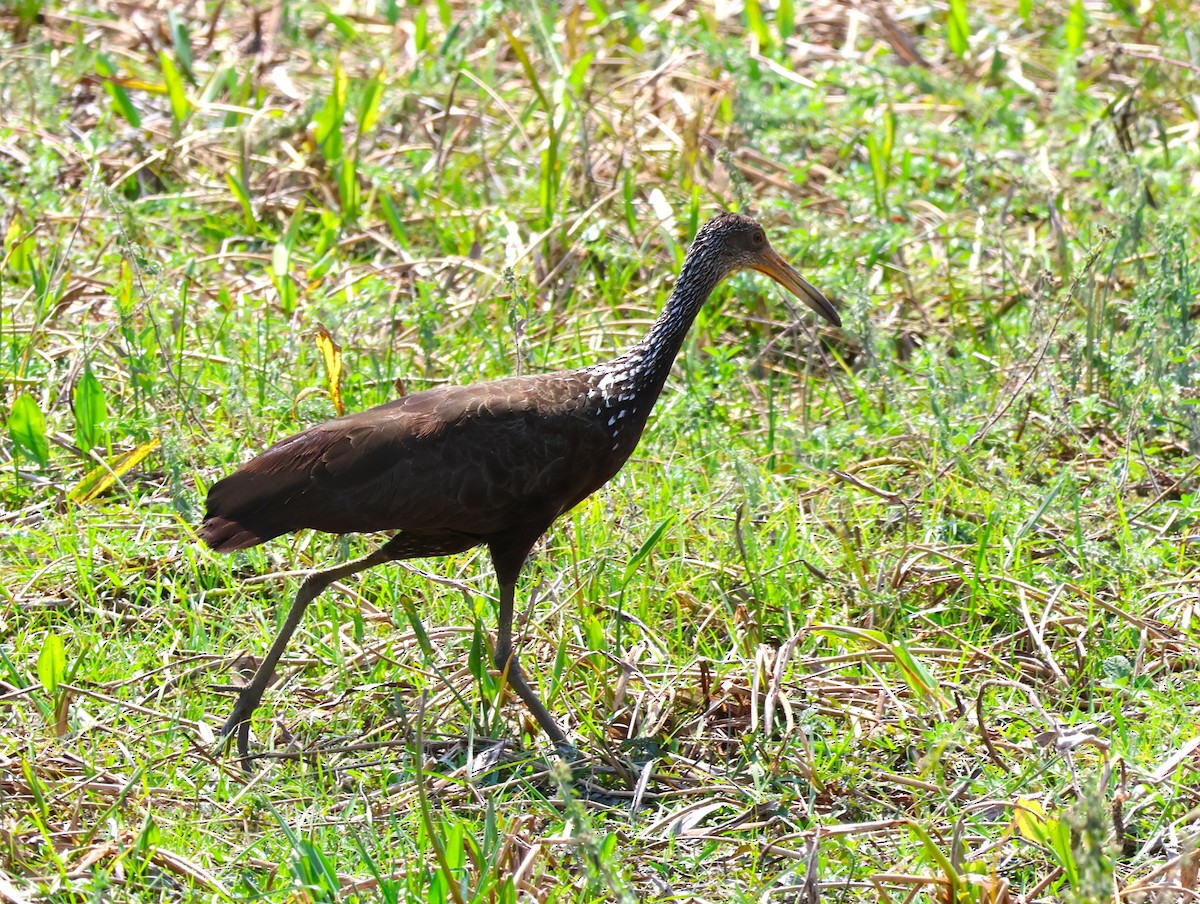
top-left (493, 581), bottom-right (568, 747)
top-left (220, 543), bottom-right (401, 767)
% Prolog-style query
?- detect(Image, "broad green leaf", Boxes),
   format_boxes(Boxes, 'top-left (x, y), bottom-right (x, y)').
top-left (889, 636), bottom-right (938, 699)
top-left (337, 155), bottom-right (360, 221)
top-left (311, 210), bottom-right (340, 262)
top-left (1065, 0), bottom-right (1087, 55)
top-left (866, 133), bottom-right (888, 216)
top-left (73, 369), bottom-right (107, 451)
top-left (357, 69), bottom-right (385, 137)
top-left (947, 0), bottom-right (969, 58)
top-left (413, 5), bottom-right (428, 52)
top-left (814, 625), bottom-right (942, 703)
top-left (582, 612), bottom-right (605, 654)
top-left (1046, 815), bottom-right (1079, 885)
top-left (273, 271), bottom-right (297, 314)
top-left (312, 63), bottom-right (346, 164)
top-left (37, 632), bottom-right (65, 697)
top-left (379, 192), bottom-right (405, 244)
top-left (95, 54), bottom-right (141, 127)
top-left (907, 821), bottom-right (961, 894)
top-left (566, 51), bottom-right (594, 93)
top-left (399, 599), bottom-right (433, 657)
top-left (167, 8), bottom-right (194, 80)
top-left (442, 821), bottom-right (464, 870)
top-left (745, 0), bottom-right (770, 47)
top-left (744, 0), bottom-right (772, 47)
top-left (280, 203), bottom-right (307, 255)
top-left (778, 0), bottom-right (794, 39)
top-left (3, 216), bottom-right (33, 274)
top-left (882, 107), bottom-right (895, 165)
top-left (9, 394), bottom-right (50, 467)
top-left (159, 51), bottom-right (190, 124)
top-left (468, 621), bottom-right (488, 684)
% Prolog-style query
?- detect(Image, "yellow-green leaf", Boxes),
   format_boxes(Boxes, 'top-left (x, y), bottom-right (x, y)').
top-left (1065, 0), bottom-right (1087, 55)
top-left (69, 439), bottom-right (160, 503)
top-left (314, 325), bottom-right (345, 416)
top-left (358, 69), bottom-right (386, 136)
top-left (1013, 797), bottom-right (1050, 843)
top-left (159, 51), bottom-right (190, 123)
top-left (947, 0), bottom-right (969, 58)
top-left (4, 215), bottom-right (34, 273)
top-left (38, 632), bottom-right (65, 697)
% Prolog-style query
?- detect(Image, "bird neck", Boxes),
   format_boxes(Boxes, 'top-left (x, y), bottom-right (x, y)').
top-left (591, 254), bottom-right (728, 408)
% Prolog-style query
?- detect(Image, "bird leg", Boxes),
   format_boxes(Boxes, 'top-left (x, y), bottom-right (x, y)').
top-left (493, 581), bottom-right (568, 748)
top-left (220, 542), bottom-right (401, 768)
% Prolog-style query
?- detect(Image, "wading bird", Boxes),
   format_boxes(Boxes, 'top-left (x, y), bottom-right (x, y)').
top-left (199, 212), bottom-right (839, 763)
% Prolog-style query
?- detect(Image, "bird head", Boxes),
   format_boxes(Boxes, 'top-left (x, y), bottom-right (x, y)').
top-left (693, 212), bottom-right (841, 328)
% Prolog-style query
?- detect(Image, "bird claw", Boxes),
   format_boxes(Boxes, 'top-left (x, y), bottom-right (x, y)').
top-left (551, 739), bottom-right (582, 763)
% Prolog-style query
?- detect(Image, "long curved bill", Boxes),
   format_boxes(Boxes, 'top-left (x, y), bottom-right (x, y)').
top-left (752, 248), bottom-right (841, 328)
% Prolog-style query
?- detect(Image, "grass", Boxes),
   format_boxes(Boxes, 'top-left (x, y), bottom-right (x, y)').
top-left (2, 0), bottom-right (1200, 900)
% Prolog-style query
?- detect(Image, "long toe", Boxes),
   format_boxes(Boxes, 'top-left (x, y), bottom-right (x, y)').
top-left (553, 739), bottom-right (582, 763)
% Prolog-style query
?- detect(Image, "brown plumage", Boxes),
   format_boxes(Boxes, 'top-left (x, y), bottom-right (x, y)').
top-left (200, 212), bottom-right (840, 763)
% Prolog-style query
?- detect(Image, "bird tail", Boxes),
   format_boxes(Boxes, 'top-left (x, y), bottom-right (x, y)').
top-left (197, 516), bottom-right (283, 552)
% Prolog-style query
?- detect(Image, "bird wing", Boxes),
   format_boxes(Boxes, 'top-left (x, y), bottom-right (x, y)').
top-left (202, 374), bottom-right (615, 545)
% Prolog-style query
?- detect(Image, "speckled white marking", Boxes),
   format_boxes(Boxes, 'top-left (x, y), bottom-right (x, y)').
top-left (580, 217), bottom-right (753, 441)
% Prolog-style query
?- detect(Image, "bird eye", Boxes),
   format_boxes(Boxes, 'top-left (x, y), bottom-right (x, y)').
top-left (753, 230), bottom-right (765, 245)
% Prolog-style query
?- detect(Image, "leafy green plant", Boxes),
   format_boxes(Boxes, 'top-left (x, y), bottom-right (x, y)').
top-left (1065, 0), bottom-right (1088, 57)
top-left (947, 0), bottom-right (971, 58)
top-left (73, 367), bottom-right (108, 452)
top-left (865, 108), bottom-right (896, 218)
top-left (158, 51), bottom-right (190, 128)
top-left (36, 631), bottom-right (67, 736)
top-left (8, 394), bottom-right (49, 468)
top-left (94, 54), bottom-right (141, 127)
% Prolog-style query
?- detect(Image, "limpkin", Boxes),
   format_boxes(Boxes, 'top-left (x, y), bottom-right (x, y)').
top-left (199, 212), bottom-right (839, 762)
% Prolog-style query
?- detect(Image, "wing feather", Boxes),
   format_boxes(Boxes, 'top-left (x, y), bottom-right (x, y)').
top-left (199, 374), bottom-right (615, 551)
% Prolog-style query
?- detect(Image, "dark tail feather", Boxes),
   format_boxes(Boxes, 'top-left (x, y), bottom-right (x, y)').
top-left (198, 516), bottom-right (284, 552)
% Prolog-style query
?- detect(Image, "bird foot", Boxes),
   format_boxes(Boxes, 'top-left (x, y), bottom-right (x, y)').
top-left (551, 739), bottom-right (582, 763)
